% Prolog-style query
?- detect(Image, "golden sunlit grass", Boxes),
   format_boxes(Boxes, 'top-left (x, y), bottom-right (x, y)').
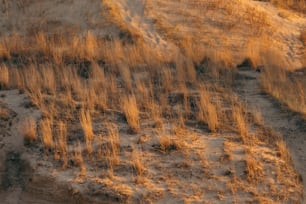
top-left (197, 90), bottom-right (219, 132)
top-left (301, 29), bottom-right (306, 46)
top-left (54, 121), bottom-right (68, 169)
top-left (121, 95), bottom-right (140, 133)
top-left (80, 109), bottom-right (94, 155)
top-left (246, 155), bottom-right (263, 182)
top-left (260, 49), bottom-right (306, 115)
top-left (0, 64), bottom-right (9, 89)
top-left (20, 117), bottom-right (37, 143)
top-left (40, 118), bottom-right (54, 149)
top-left (232, 105), bottom-right (249, 144)
top-left (131, 147), bottom-right (145, 176)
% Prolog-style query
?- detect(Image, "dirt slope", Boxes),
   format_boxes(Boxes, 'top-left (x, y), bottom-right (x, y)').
top-left (0, 0), bottom-right (306, 203)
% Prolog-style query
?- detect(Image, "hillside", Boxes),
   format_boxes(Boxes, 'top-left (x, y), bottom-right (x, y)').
top-left (0, 0), bottom-right (305, 203)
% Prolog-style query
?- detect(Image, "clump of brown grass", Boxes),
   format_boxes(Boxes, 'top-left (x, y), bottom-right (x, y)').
top-left (54, 121), bottom-right (68, 169)
top-left (276, 140), bottom-right (290, 163)
top-left (131, 147), bottom-right (145, 176)
top-left (157, 133), bottom-right (185, 153)
top-left (107, 123), bottom-right (120, 165)
top-left (232, 105), bottom-right (249, 144)
top-left (301, 29), bottom-right (306, 46)
top-left (0, 64), bottom-right (9, 89)
top-left (80, 109), bottom-right (94, 155)
top-left (40, 119), bottom-right (53, 149)
top-left (246, 155), bottom-right (263, 182)
top-left (20, 117), bottom-right (37, 143)
top-left (98, 123), bottom-right (120, 177)
top-left (121, 95), bottom-right (140, 133)
top-left (197, 90), bottom-right (219, 132)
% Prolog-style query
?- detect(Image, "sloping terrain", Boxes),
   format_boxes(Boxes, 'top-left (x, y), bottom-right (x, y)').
top-left (0, 0), bottom-right (305, 203)
top-left (235, 67), bottom-right (306, 200)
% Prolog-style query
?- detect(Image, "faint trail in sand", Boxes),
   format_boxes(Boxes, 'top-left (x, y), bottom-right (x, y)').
top-left (112, 0), bottom-right (178, 55)
top-left (235, 69), bottom-right (306, 201)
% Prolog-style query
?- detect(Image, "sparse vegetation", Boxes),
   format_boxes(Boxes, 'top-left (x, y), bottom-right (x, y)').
top-left (0, 0), bottom-right (304, 203)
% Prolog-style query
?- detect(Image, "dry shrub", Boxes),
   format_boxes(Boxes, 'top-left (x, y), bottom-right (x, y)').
top-left (121, 95), bottom-right (140, 133)
top-left (40, 119), bottom-right (53, 149)
top-left (80, 109), bottom-right (94, 155)
top-left (20, 117), bottom-right (37, 143)
top-left (197, 90), bottom-right (219, 132)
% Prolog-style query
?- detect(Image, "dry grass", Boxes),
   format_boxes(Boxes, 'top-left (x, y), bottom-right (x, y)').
top-left (157, 132), bottom-right (185, 153)
top-left (197, 90), bottom-right (219, 132)
top-left (246, 155), bottom-right (263, 182)
top-left (20, 117), bottom-right (37, 143)
top-left (232, 105), bottom-right (249, 144)
top-left (107, 123), bottom-right (120, 166)
top-left (40, 119), bottom-right (53, 149)
top-left (301, 29), bottom-right (306, 46)
top-left (73, 140), bottom-right (87, 177)
top-left (121, 95), bottom-right (140, 133)
top-left (276, 140), bottom-right (291, 163)
top-left (0, 64), bottom-right (9, 89)
top-left (0, 10), bottom-right (302, 200)
top-left (268, 0), bottom-right (306, 13)
top-left (54, 121), bottom-right (68, 169)
top-left (260, 49), bottom-right (306, 115)
top-left (80, 109), bottom-right (94, 155)
top-left (131, 147), bottom-right (145, 176)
